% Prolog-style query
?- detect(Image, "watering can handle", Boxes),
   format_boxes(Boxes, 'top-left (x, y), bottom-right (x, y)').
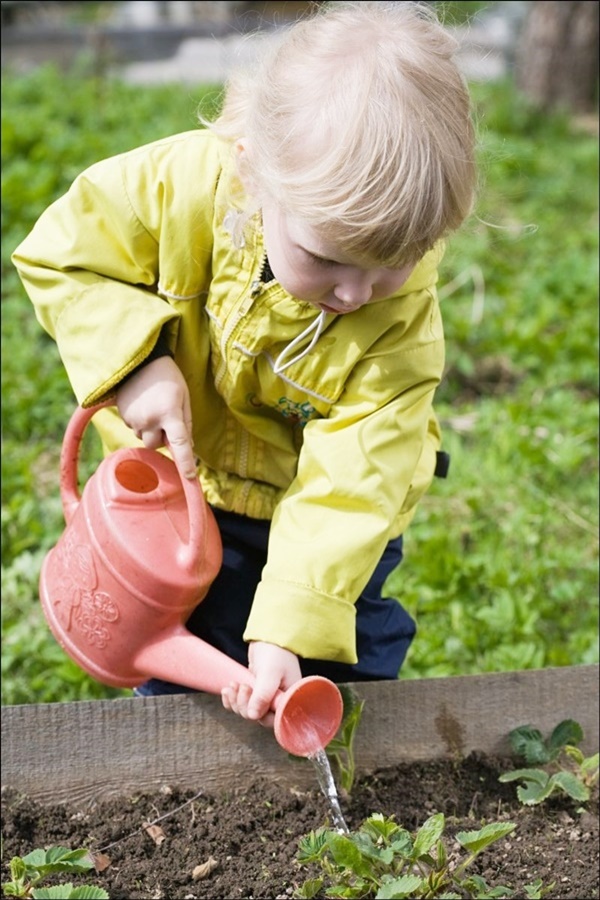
top-left (59, 401), bottom-right (112, 524)
top-left (59, 401), bottom-right (206, 572)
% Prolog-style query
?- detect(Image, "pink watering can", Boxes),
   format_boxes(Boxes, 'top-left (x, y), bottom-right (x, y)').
top-left (39, 403), bottom-right (343, 757)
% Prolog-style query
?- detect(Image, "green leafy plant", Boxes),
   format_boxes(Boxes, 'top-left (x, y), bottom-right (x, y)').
top-left (325, 686), bottom-right (365, 794)
top-left (499, 719), bottom-right (599, 806)
top-left (293, 811), bottom-right (552, 898)
top-left (2, 846), bottom-right (108, 899)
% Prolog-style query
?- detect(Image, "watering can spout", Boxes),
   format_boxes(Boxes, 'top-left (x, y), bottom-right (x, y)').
top-left (134, 627), bottom-right (344, 757)
top-left (40, 403), bottom-right (344, 757)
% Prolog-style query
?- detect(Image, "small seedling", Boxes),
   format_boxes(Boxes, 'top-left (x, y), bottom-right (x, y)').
top-left (499, 719), bottom-right (599, 806)
top-left (2, 846), bottom-right (108, 898)
top-left (293, 810), bottom-right (553, 898)
top-left (325, 685), bottom-right (365, 795)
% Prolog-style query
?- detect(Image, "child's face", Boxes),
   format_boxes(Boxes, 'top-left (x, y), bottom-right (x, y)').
top-left (261, 203), bottom-right (414, 314)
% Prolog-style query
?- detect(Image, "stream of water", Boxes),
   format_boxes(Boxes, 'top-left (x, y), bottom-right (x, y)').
top-left (280, 694), bottom-right (350, 833)
top-left (309, 748), bottom-right (350, 834)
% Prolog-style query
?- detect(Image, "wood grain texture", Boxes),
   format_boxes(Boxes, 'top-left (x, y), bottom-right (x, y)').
top-left (2, 665), bottom-right (597, 806)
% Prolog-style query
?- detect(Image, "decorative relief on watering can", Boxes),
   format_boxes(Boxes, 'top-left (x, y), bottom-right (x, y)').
top-left (53, 530), bottom-right (120, 648)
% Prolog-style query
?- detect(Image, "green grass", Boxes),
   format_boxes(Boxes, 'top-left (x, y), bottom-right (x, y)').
top-left (1, 60), bottom-right (598, 705)
top-left (394, 81), bottom-right (599, 678)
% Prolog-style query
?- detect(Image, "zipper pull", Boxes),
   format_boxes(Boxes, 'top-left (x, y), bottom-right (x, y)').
top-left (250, 279), bottom-right (262, 299)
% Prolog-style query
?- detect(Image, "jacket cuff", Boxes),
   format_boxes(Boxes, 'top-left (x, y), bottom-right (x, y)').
top-left (243, 579), bottom-right (358, 663)
top-left (119, 329), bottom-right (174, 386)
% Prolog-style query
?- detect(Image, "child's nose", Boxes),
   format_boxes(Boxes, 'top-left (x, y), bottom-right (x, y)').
top-left (333, 272), bottom-right (374, 308)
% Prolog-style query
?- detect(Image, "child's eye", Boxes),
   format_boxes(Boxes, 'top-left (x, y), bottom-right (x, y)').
top-left (306, 251), bottom-right (334, 268)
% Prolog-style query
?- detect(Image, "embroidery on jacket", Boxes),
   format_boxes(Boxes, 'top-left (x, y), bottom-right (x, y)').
top-left (276, 397), bottom-right (318, 427)
top-left (246, 393), bottom-right (318, 427)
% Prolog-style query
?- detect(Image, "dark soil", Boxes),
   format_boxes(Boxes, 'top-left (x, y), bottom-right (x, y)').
top-left (2, 753), bottom-right (598, 899)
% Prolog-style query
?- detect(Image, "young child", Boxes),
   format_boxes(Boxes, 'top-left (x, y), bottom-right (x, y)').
top-left (12, 2), bottom-right (477, 729)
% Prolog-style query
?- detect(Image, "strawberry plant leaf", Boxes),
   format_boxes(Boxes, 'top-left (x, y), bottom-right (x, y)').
top-left (580, 752), bottom-right (599, 776)
top-left (362, 814), bottom-right (404, 843)
top-left (324, 883), bottom-right (368, 898)
top-left (390, 831), bottom-right (414, 857)
top-left (337, 685), bottom-right (363, 719)
top-left (523, 877), bottom-right (556, 898)
top-left (67, 888), bottom-right (111, 899)
top-left (44, 848), bottom-right (93, 868)
top-left (375, 874), bottom-right (423, 898)
top-left (563, 745), bottom-right (585, 765)
top-left (32, 885), bottom-right (73, 898)
top-left (32, 887), bottom-right (109, 899)
top-left (548, 771), bottom-right (589, 802)
top-left (455, 821), bottom-right (516, 853)
top-left (461, 874), bottom-right (515, 898)
top-left (508, 725), bottom-right (551, 765)
top-left (430, 895), bottom-right (460, 899)
top-left (3, 847), bottom-right (106, 900)
top-left (353, 833), bottom-right (394, 866)
top-left (293, 878), bottom-right (324, 899)
top-left (22, 846), bottom-right (94, 877)
top-left (297, 830), bottom-right (328, 863)
top-left (21, 848), bottom-right (47, 868)
top-left (547, 719), bottom-right (583, 755)
top-left (516, 780), bottom-right (553, 805)
top-left (325, 833), bottom-right (372, 878)
top-left (436, 839), bottom-right (447, 868)
top-left (499, 768), bottom-right (549, 786)
top-left (412, 812), bottom-right (445, 858)
top-left (8, 856), bottom-right (27, 882)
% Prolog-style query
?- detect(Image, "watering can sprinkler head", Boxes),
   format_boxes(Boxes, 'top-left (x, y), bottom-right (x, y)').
top-left (272, 675), bottom-right (344, 757)
top-left (39, 403), bottom-right (344, 757)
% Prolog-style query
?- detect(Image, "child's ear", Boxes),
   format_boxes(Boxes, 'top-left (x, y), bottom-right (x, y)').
top-left (235, 138), bottom-right (255, 193)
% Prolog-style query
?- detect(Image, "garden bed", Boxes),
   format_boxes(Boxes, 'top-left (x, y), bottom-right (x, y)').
top-left (2, 666), bottom-right (598, 898)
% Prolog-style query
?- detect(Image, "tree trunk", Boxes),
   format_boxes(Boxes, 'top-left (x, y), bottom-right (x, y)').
top-left (515, 0), bottom-right (599, 114)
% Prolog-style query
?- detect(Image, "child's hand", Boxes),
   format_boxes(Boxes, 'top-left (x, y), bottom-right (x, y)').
top-left (116, 356), bottom-right (197, 478)
top-left (221, 642), bottom-right (302, 728)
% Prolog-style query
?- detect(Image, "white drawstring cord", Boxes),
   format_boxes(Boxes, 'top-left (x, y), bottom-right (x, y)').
top-left (273, 310), bottom-right (328, 374)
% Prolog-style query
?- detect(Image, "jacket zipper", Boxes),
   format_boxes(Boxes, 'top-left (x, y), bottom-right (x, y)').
top-left (214, 284), bottom-right (260, 391)
top-left (239, 429), bottom-right (250, 479)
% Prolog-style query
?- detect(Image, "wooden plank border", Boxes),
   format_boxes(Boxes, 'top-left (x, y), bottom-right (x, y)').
top-left (2, 665), bottom-right (597, 807)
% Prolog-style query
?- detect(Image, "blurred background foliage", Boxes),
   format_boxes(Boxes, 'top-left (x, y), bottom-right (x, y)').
top-left (1, 1), bottom-right (598, 704)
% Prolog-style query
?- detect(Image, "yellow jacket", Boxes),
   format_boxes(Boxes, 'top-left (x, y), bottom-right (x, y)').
top-left (13, 129), bottom-right (446, 665)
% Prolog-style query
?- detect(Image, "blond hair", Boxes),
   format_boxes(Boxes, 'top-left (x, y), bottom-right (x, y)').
top-left (204, 1), bottom-right (477, 267)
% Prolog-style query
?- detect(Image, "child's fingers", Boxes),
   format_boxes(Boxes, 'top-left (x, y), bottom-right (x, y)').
top-left (247, 672), bottom-right (280, 721)
top-left (221, 684), bottom-right (275, 728)
top-left (163, 417), bottom-right (197, 479)
top-left (221, 682), bottom-right (252, 717)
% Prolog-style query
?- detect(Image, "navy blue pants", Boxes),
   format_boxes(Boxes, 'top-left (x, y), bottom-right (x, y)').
top-left (135, 507), bottom-right (415, 695)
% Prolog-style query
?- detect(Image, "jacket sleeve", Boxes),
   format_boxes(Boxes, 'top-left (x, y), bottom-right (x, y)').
top-left (244, 318), bottom-right (444, 664)
top-left (11, 132), bottom-right (217, 406)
